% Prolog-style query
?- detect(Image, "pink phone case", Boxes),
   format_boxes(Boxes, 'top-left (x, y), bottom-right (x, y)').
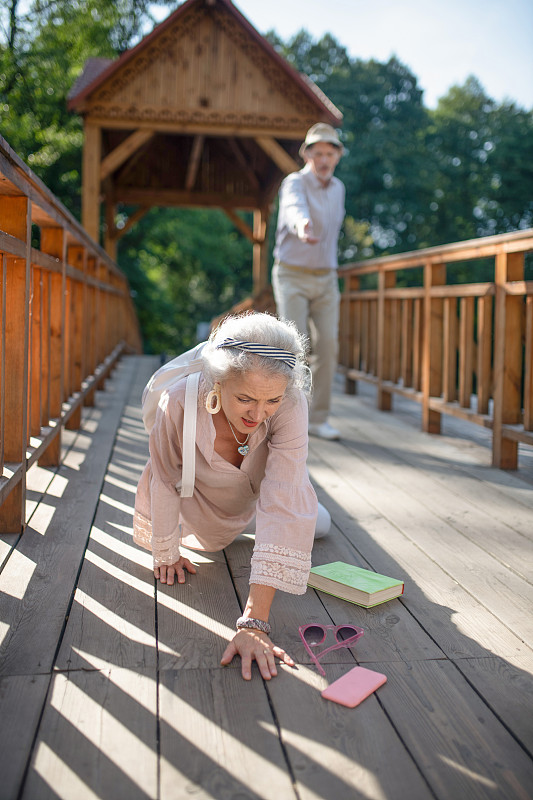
top-left (321, 666), bottom-right (387, 708)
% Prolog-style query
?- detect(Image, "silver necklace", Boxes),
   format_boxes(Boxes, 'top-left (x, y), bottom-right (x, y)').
top-left (227, 420), bottom-right (250, 456)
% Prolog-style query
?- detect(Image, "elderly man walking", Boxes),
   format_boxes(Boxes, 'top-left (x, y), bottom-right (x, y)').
top-left (272, 123), bottom-right (345, 440)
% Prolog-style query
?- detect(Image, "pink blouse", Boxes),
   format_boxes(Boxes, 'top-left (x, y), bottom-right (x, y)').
top-left (133, 376), bottom-right (318, 594)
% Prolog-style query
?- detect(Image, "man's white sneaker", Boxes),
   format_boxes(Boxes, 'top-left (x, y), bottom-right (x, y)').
top-left (308, 422), bottom-right (340, 440)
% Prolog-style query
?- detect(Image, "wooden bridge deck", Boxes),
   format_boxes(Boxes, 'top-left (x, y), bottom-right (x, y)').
top-left (1, 355), bottom-right (532, 800)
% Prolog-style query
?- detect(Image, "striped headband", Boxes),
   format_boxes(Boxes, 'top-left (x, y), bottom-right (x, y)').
top-left (216, 337), bottom-right (296, 369)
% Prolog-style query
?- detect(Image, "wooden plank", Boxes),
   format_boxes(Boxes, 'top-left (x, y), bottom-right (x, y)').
top-left (307, 436), bottom-right (532, 660)
top-left (268, 664), bottom-right (433, 800)
top-left (156, 546), bottom-right (247, 672)
top-left (23, 668), bottom-right (158, 800)
top-left (0, 674), bottom-right (51, 800)
top-left (377, 659), bottom-right (533, 799)
top-left (335, 382), bottom-right (533, 512)
top-left (56, 357), bottom-right (159, 671)
top-left (454, 652), bottom-right (533, 753)
top-left (327, 395), bottom-right (533, 575)
top-left (338, 229), bottom-right (533, 275)
top-left (224, 536), bottom-right (356, 670)
top-left (159, 668), bottom-right (298, 800)
top-left (0, 358), bottom-right (139, 676)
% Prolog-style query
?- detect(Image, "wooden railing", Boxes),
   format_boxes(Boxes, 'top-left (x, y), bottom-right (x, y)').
top-left (0, 135), bottom-right (142, 534)
top-left (339, 229), bottom-right (533, 471)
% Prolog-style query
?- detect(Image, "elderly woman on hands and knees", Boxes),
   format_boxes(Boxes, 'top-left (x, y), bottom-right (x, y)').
top-left (133, 312), bottom-right (331, 681)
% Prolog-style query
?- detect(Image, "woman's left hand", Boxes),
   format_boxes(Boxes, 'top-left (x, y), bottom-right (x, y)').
top-left (220, 629), bottom-right (295, 681)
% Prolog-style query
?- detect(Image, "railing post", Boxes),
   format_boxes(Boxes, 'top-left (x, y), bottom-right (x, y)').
top-left (39, 228), bottom-right (66, 467)
top-left (0, 196), bottom-right (31, 533)
top-left (477, 295), bottom-right (493, 415)
top-left (82, 121), bottom-right (101, 243)
top-left (65, 245), bottom-right (86, 430)
top-left (492, 250), bottom-right (524, 468)
top-left (422, 261), bottom-right (446, 433)
top-left (377, 269), bottom-right (396, 410)
top-left (29, 264), bottom-right (43, 438)
top-left (343, 273), bottom-right (360, 395)
top-left (84, 256), bottom-right (98, 407)
top-left (443, 297), bottom-right (458, 403)
top-left (252, 207), bottom-right (269, 294)
top-left (525, 296), bottom-right (533, 431)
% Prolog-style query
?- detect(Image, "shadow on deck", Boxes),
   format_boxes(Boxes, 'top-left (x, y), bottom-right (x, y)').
top-left (0, 355), bottom-right (532, 800)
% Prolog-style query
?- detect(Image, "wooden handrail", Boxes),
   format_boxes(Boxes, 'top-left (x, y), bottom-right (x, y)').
top-left (339, 230), bottom-right (533, 470)
top-left (0, 135), bottom-right (142, 534)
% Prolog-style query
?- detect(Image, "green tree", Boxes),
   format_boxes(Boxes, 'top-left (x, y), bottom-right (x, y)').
top-left (429, 76), bottom-right (533, 245)
top-left (269, 31), bottom-right (436, 257)
top-left (119, 207), bottom-right (253, 353)
top-left (0, 0), bottom-right (177, 211)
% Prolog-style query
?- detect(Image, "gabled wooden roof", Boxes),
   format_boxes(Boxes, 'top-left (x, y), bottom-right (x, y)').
top-left (73, 0), bottom-right (343, 274)
top-left (68, 0), bottom-right (342, 133)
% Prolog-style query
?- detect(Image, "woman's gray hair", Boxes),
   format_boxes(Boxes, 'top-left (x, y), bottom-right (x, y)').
top-left (202, 312), bottom-right (312, 400)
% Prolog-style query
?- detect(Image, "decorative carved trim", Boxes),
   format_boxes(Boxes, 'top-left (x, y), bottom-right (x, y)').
top-left (88, 103), bottom-right (317, 130)
top-left (89, 4), bottom-right (318, 121)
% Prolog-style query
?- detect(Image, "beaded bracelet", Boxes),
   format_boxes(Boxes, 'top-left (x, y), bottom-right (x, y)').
top-left (236, 616), bottom-right (271, 636)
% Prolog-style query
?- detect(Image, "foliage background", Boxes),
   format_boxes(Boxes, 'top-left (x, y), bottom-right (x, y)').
top-left (1, 0), bottom-right (532, 352)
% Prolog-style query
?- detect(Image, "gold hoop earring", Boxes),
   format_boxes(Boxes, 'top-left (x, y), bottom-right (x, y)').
top-left (205, 382), bottom-right (221, 414)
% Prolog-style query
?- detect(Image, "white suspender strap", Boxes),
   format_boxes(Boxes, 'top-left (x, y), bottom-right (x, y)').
top-left (181, 371), bottom-right (201, 498)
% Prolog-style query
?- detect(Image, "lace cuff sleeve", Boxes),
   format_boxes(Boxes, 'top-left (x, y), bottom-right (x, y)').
top-left (249, 542), bottom-right (311, 595)
top-left (133, 509), bottom-right (181, 567)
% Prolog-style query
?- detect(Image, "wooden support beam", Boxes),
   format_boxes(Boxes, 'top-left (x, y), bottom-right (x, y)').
top-left (39, 228), bottom-right (66, 468)
top-left (0, 196), bottom-right (31, 533)
top-left (116, 188), bottom-right (258, 209)
top-left (104, 201), bottom-right (117, 260)
top-left (255, 136), bottom-right (299, 175)
top-left (115, 206), bottom-right (150, 240)
top-left (377, 271), bottom-right (396, 410)
top-left (492, 251), bottom-right (524, 468)
top-left (100, 129), bottom-right (154, 181)
top-left (185, 135), bottom-right (204, 191)
top-left (477, 295), bottom-right (493, 415)
top-left (524, 296), bottom-right (533, 431)
top-left (82, 122), bottom-right (101, 243)
top-left (65, 246), bottom-right (87, 431)
top-left (252, 208), bottom-right (269, 293)
top-left (223, 209), bottom-right (254, 243)
top-left (422, 261), bottom-right (446, 433)
top-left (227, 138), bottom-right (260, 191)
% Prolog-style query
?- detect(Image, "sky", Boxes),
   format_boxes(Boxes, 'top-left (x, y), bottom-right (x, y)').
top-left (221, 0), bottom-right (533, 110)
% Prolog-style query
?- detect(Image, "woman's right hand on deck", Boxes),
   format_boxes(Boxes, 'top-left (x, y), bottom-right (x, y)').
top-left (154, 557), bottom-right (196, 585)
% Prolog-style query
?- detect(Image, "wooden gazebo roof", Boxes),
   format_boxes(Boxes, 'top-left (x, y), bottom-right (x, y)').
top-left (68, 0), bottom-right (342, 289)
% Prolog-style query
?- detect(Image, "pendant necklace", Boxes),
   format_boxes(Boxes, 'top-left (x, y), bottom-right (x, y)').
top-left (227, 420), bottom-right (250, 456)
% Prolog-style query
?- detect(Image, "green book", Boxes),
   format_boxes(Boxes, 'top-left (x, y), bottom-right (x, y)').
top-left (307, 562), bottom-right (404, 608)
